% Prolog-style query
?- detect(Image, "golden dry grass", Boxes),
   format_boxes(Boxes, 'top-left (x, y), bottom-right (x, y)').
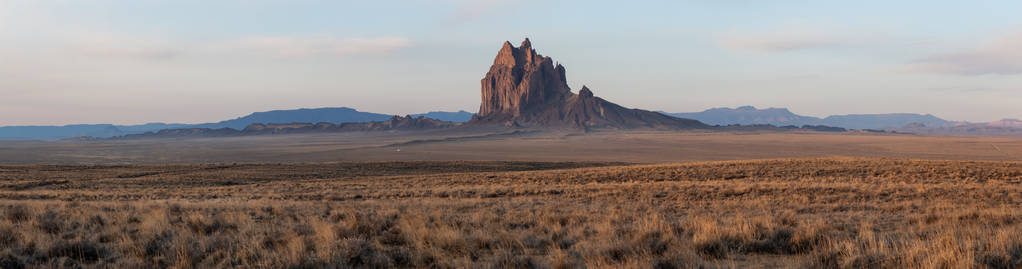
top-left (0, 158), bottom-right (1021, 268)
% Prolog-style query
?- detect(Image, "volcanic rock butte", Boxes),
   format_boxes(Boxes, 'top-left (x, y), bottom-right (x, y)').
top-left (471, 38), bottom-right (706, 130)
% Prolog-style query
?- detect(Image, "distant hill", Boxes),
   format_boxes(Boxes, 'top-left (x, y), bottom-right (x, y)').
top-left (896, 122), bottom-right (1022, 137)
top-left (113, 123), bottom-right (193, 133)
top-left (819, 114), bottom-right (948, 130)
top-left (0, 107), bottom-right (471, 140)
top-left (410, 111), bottom-right (474, 123)
top-left (119, 115), bottom-right (458, 140)
top-left (0, 124), bottom-right (125, 140)
top-left (986, 119), bottom-right (1022, 128)
top-left (193, 107), bottom-right (395, 130)
top-left (665, 106), bottom-right (953, 130)
top-left (666, 106), bottom-right (819, 126)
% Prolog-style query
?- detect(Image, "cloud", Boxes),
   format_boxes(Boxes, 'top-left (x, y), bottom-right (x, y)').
top-left (720, 28), bottom-right (861, 53)
top-left (49, 34), bottom-right (412, 61)
top-left (214, 36), bottom-right (413, 58)
top-left (907, 33), bottom-right (1022, 76)
top-left (55, 32), bottom-right (184, 61)
top-left (925, 85), bottom-right (994, 93)
top-left (79, 46), bottom-right (182, 61)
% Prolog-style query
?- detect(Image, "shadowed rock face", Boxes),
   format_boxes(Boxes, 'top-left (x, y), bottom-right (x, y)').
top-left (473, 38), bottom-right (706, 130)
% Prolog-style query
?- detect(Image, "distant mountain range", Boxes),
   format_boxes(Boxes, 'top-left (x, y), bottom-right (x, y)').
top-left (0, 108), bottom-right (475, 140)
top-left (986, 119), bottom-right (1022, 128)
top-left (192, 107), bottom-right (394, 130)
top-left (664, 106), bottom-right (818, 127)
top-left (0, 123), bottom-right (193, 141)
top-left (664, 106), bottom-right (953, 130)
top-left (5, 104), bottom-right (1019, 140)
top-left (191, 108), bottom-right (475, 130)
top-left (410, 111), bottom-right (475, 123)
top-left (118, 115), bottom-right (458, 139)
top-left (897, 122), bottom-right (1022, 137)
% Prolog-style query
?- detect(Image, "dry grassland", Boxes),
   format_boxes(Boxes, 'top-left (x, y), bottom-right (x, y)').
top-left (0, 158), bottom-right (1021, 268)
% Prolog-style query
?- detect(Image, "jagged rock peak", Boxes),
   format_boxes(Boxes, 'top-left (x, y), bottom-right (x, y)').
top-left (479, 38), bottom-right (571, 117)
top-left (579, 85), bottom-right (593, 98)
top-left (493, 38), bottom-right (546, 67)
top-left (471, 38), bottom-right (708, 130)
top-left (496, 41), bottom-right (515, 66)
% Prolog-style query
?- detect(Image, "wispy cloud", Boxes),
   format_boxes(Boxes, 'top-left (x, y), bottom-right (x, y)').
top-left (907, 33), bottom-right (1022, 76)
top-left (58, 34), bottom-right (413, 60)
top-left (721, 32), bottom-right (849, 53)
top-left (925, 85), bottom-right (994, 93)
top-left (719, 26), bottom-right (892, 53)
top-left (212, 36), bottom-right (413, 58)
top-left (719, 26), bottom-right (870, 52)
top-left (70, 32), bottom-right (183, 61)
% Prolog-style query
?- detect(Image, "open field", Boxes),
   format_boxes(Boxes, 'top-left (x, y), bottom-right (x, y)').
top-left (1, 158), bottom-right (1021, 268)
top-left (2, 130), bottom-right (1022, 164)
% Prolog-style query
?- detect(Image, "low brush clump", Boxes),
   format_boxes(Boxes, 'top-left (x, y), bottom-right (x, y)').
top-left (0, 158), bottom-right (1021, 268)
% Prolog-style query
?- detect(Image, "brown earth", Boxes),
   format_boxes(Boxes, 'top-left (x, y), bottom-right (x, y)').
top-left (3, 130), bottom-right (1022, 164)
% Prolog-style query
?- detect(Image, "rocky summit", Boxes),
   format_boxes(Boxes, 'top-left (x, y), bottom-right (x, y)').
top-left (471, 38), bottom-right (705, 130)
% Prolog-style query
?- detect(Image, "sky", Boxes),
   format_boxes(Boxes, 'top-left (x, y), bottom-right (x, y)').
top-left (2, 0), bottom-right (1022, 126)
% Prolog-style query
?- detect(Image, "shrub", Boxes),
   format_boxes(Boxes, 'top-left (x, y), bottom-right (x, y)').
top-left (46, 241), bottom-right (106, 263)
top-left (3, 205), bottom-right (31, 223)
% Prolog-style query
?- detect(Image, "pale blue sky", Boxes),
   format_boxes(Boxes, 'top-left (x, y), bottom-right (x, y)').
top-left (2, 0), bottom-right (1022, 125)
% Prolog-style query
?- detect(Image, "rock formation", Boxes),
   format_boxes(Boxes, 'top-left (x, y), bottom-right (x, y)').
top-left (471, 38), bottom-right (706, 130)
top-left (478, 38), bottom-right (571, 118)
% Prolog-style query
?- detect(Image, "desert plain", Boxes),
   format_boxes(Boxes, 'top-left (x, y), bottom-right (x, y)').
top-left (0, 130), bottom-right (1021, 268)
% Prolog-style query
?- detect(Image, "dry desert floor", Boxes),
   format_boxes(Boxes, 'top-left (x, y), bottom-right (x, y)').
top-left (1, 158), bottom-right (1021, 268)
top-left (2, 131), bottom-right (1022, 268)
top-left (2, 130), bottom-right (1022, 164)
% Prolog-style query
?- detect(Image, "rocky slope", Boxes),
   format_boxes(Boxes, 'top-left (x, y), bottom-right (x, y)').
top-left (470, 38), bottom-right (705, 130)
